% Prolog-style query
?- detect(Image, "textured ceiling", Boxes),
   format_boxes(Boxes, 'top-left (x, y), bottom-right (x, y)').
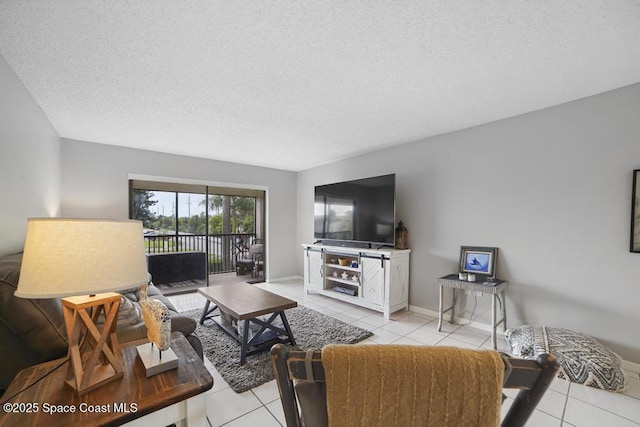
top-left (1, 1), bottom-right (639, 171)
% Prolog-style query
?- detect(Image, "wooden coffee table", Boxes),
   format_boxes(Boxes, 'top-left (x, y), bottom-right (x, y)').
top-left (198, 283), bottom-right (297, 364)
top-left (0, 333), bottom-right (213, 427)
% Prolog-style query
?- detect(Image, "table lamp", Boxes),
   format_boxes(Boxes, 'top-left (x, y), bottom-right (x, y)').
top-left (15, 218), bottom-right (149, 396)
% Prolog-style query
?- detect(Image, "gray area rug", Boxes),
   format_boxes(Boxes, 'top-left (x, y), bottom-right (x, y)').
top-left (182, 306), bottom-right (373, 393)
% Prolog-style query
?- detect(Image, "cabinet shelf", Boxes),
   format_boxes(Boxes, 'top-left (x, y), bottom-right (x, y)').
top-left (326, 264), bottom-right (359, 272)
top-left (326, 277), bottom-right (360, 287)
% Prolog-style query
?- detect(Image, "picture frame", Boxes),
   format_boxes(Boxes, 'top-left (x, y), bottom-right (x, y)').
top-left (630, 170), bottom-right (640, 252)
top-left (459, 246), bottom-right (498, 277)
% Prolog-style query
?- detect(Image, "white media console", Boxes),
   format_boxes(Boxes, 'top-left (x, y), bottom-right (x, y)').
top-left (302, 244), bottom-right (411, 319)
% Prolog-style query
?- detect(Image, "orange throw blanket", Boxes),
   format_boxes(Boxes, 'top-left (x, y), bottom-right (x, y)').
top-left (322, 345), bottom-right (504, 427)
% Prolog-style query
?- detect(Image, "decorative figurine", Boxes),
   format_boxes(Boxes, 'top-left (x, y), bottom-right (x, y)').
top-left (136, 282), bottom-right (178, 377)
top-left (139, 283), bottom-right (171, 357)
top-left (395, 221), bottom-right (408, 249)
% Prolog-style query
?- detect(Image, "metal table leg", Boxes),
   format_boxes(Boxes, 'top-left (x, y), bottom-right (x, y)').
top-left (439, 286), bottom-right (460, 330)
top-left (240, 319), bottom-right (250, 365)
top-left (199, 300), bottom-right (219, 325)
top-left (437, 285), bottom-right (444, 331)
top-left (491, 294), bottom-right (497, 350)
top-left (279, 311), bottom-right (296, 346)
top-left (450, 288), bottom-right (457, 324)
top-left (501, 290), bottom-right (507, 331)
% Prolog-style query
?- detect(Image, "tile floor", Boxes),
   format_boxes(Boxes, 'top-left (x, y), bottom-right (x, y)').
top-left (168, 279), bottom-right (640, 427)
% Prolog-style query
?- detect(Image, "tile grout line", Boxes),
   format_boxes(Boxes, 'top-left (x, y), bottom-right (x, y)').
top-left (565, 382), bottom-right (640, 425)
top-left (216, 402), bottom-right (283, 427)
top-left (560, 382), bottom-right (570, 425)
top-left (262, 402), bottom-right (285, 427)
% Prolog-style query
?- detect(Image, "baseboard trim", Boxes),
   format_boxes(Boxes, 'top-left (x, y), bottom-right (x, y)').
top-left (622, 359), bottom-right (640, 373)
top-left (265, 275), bottom-right (302, 284)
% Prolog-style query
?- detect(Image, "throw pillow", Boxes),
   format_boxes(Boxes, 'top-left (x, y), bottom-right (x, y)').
top-left (118, 296), bottom-right (143, 325)
top-left (505, 325), bottom-right (627, 392)
top-left (94, 296), bottom-right (143, 327)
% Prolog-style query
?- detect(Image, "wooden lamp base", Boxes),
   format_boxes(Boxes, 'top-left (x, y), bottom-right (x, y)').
top-left (62, 292), bottom-right (124, 396)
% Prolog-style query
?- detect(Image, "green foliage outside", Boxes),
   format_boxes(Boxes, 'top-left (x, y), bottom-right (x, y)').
top-left (132, 191), bottom-right (158, 225)
top-left (132, 190), bottom-right (256, 235)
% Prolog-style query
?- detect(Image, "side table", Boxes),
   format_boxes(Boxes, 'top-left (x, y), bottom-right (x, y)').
top-left (0, 332), bottom-right (213, 427)
top-left (436, 274), bottom-right (509, 349)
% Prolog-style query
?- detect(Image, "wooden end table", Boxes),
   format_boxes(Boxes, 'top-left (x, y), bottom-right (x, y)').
top-left (0, 332), bottom-right (213, 427)
top-left (436, 274), bottom-right (509, 350)
top-left (198, 283), bottom-right (297, 364)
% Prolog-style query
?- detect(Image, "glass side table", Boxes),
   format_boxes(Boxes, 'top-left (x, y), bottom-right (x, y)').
top-left (436, 274), bottom-right (509, 349)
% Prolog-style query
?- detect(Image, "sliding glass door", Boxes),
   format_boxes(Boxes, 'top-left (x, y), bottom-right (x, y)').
top-left (130, 180), bottom-right (265, 282)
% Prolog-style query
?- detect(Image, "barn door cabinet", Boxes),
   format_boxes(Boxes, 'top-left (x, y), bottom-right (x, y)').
top-left (302, 244), bottom-right (410, 319)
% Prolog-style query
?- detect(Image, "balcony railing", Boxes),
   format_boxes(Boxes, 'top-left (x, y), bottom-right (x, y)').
top-left (144, 233), bottom-right (257, 274)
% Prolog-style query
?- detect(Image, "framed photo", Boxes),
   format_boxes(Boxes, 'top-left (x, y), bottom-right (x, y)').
top-left (459, 246), bottom-right (498, 277)
top-left (631, 170), bottom-right (640, 252)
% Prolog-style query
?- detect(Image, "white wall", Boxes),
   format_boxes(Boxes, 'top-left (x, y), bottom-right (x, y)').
top-left (61, 139), bottom-right (298, 280)
top-left (0, 55), bottom-right (60, 256)
top-left (297, 83), bottom-right (640, 363)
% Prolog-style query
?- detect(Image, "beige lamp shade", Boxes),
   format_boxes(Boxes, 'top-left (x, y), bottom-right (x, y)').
top-left (15, 218), bottom-right (149, 298)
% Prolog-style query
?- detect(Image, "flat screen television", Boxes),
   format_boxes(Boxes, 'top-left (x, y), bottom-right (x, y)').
top-left (314, 174), bottom-right (396, 247)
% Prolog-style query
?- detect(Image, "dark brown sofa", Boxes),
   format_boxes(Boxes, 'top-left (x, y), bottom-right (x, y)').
top-left (0, 252), bottom-right (203, 394)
